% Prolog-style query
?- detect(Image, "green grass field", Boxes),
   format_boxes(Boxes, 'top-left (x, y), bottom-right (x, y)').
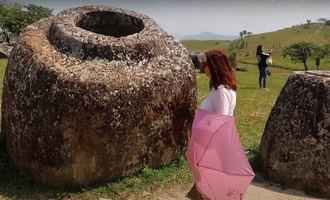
top-left (196, 65), bottom-right (290, 151)
top-left (0, 59), bottom-right (7, 99)
top-left (0, 58), bottom-right (292, 199)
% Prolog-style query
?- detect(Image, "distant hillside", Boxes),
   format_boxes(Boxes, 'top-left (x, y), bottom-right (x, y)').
top-left (181, 23), bottom-right (330, 70)
top-left (233, 23), bottom-right (330, 57)
top-left (180, 32), bottom-right (238, 41)
top-left (180, 40), bottom-right (231, 53)
top-left (182, 23), bottom-right (330, 53)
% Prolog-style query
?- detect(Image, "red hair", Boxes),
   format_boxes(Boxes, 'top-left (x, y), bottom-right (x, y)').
top-left (205, 50), bottom-right (237, 91)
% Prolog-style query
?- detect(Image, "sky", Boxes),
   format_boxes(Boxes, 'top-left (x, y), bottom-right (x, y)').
top-left (8, 0), bottom-right (330, 38)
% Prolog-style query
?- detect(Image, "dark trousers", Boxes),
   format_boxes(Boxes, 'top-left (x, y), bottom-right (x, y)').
top-left (258, 66), bottom-right (267, 88)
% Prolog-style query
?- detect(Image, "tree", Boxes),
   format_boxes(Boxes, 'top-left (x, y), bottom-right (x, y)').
top-left (239, 30), bottom-right (249, 40)
top-left (239, 32), bottom-right (243, 39)
top-left (0, 2), bottom-right (53, 39)
top-left (317, 18), bottom-right (328, 23)
top-left (229, 52), bottom-right (237, 68)
top-left (306, 19), bottom-right (312, 24)
top-left (325, 20), bottom-right (330, 26)
top-left (324, 44), bottom-right (330, 53)
top-left (282, 42), bottom-right (315, 71)
top-left (0, 2), bottom-right (25, 38)
top-left (24, 4), bottom-right (53, 24)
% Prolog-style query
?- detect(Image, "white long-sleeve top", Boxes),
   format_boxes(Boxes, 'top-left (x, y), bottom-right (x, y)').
top-left (199, 85), bottom-right (237, 116)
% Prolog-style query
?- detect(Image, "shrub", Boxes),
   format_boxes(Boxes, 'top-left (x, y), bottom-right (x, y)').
top-left (229, 52), bottom-right (237, 68)
top-left (325, 20), bottom-right (330, 25)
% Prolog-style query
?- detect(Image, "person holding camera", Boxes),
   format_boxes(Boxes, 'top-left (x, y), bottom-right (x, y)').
top-left (256, 45), bottom-right (272, 90)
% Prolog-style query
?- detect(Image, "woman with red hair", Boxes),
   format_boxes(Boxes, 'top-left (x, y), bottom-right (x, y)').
top-left (187, 50), bottom-right (241, 199)
top-left (200, 50), bottom-right (237, 116)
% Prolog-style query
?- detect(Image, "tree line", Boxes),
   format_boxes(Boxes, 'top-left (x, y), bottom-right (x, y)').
top-left (0, 1), bottom-right (53, 43)
top-left (282, 42), bottom-right (329, 71)
top-left (239, 30), bottom-right (252, 40)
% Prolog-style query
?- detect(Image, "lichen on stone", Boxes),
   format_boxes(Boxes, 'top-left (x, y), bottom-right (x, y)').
top-left (260, 70), bottom-right (330, 197)
top-left (1, 5), bottom-right (196, 185)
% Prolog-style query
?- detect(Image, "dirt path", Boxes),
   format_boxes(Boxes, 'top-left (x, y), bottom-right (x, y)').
top-left (145, 184), bottom-right (324, 200)
top-left (127, 173), bottom-right (325, 200)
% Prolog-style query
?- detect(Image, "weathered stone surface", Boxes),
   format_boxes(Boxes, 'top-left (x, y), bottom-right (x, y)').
top-left (0, 43), bottom-right (12, 58)
top-left (259, 71), bottom-right (330, 196)
top-left (189, 51), bottom-right (205, 70)
top-left (1, 6), bottom-right (196, 185)
top-left (0, 134), bottom-right (5, 152)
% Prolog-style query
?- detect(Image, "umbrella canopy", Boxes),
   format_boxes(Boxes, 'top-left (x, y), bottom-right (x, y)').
top-left (186, 109), bottom-right (255, 200)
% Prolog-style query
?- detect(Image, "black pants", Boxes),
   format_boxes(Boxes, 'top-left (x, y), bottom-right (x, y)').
top-left (258, 66), bottom-right (267, 88)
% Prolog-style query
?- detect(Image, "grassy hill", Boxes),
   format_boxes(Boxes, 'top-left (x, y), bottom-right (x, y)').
top-left (181, 23), bottom-right (330, 70)
top-left (180, 40), bottom-right (231, 53)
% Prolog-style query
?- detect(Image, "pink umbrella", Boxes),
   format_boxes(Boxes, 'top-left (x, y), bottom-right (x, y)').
top-left (186, 109), bottom-right (255, 200)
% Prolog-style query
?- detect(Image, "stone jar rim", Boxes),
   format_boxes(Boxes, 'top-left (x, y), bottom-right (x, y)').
top-left (48, 5), bottom-right (161, 60)
top-left (294, 70), bottom-right (330, 78)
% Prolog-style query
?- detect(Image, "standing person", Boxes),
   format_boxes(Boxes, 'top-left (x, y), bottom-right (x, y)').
top-left (200, 50), bottom-right (237, 116)
top-left (187, 50), bottom-right (254, 200)
top-left (256, 45), bottom-right (272, 90)
top-left (187, 49), bottom-right (238, 200)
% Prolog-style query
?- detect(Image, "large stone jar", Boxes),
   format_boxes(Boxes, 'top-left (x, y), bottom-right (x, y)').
top-left (260, 71), bottom-right (330, 196)
top-left (1, 6), bottom-right (196, 185)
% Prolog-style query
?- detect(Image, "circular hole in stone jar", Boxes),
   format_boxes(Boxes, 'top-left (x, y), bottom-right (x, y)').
top-left (77, 11), bottom-right (144, 37)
